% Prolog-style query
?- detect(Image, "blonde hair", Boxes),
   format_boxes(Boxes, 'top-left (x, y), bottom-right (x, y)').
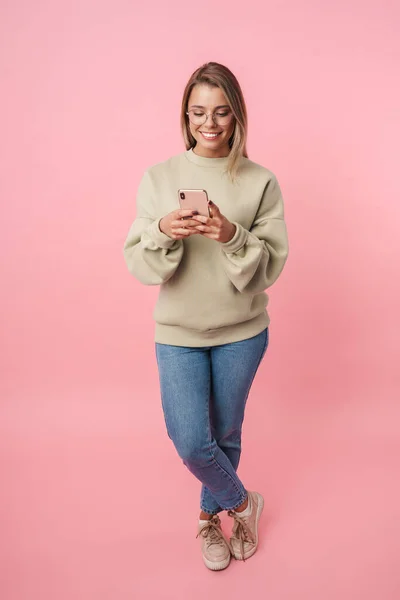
top-left (180, 62), bottom-right (249, 182)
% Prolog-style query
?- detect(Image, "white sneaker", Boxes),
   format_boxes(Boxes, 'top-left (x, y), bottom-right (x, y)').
top-left (227, 490), bottom-right (264, 560)
top-left (196, 514), bottom-right (232, 571)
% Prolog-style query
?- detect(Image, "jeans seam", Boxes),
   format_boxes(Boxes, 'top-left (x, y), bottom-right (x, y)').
top-left (206, 438), bottom-right (246, 509)
top-left (202, 327), bottom-right (268, 512)
top-left (204, 362), bottom-right (246, 510)
top-left (201, 364), bottom-right (218, 514)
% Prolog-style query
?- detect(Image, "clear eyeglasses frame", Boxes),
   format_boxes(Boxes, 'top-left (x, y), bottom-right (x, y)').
top-left (186, 109), bottom-right (234, 127)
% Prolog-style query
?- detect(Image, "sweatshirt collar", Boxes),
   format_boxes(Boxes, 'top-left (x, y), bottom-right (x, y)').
top-left (184, 147), bottom-right (231, 168)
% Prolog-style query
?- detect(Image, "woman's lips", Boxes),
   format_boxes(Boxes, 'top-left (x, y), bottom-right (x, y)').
top-left (200, 131), bottom-right (222, 140)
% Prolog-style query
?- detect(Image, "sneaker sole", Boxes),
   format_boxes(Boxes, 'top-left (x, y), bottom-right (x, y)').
top-left (203, 554), bottom-right (231, 571)
top-left (232, 491), bottom-right (264, 561)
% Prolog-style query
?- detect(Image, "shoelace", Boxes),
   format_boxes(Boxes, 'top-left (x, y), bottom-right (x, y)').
top-left (227, 510), bottom-right (255, 561)
top-left (196, 516), bottom-right (233, 554)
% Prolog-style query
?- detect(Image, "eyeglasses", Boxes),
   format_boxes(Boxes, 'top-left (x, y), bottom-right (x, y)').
top-left (186, 109), bottom-right (234, 127)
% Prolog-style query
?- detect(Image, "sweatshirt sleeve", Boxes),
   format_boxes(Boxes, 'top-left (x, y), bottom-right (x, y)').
top-left (219, 173), bottom-right (289, 294)
top-left (123, 170), bottom-right (184, 285)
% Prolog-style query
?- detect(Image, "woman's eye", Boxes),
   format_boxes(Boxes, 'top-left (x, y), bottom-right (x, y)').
top-left (194, 112), bottom-right (205, 117)
top-left (216, 112), bottom-right (229, 117)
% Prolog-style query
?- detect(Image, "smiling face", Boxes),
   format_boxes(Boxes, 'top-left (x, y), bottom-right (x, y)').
top-left (187, 84), bottom-right (236, 158)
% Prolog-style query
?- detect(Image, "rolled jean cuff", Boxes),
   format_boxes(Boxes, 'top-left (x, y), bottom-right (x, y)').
top-left (226, 490), bottom-right (248, 511)
top-left (199, 506), bottom-right (222, 516)
top-left (200, 490), bottom-right (248, 514)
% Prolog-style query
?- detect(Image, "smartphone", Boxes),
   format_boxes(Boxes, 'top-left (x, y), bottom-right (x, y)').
top-left (178, 189), bottom-right (210, 219)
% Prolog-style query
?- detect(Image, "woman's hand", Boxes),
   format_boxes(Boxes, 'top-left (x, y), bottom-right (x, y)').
top-left (191, 201), bottom-right (236, 243)
top-left (159, 209), bottom-right (201, 240)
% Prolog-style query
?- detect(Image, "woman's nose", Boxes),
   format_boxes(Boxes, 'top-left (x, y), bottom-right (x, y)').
top-left (204, 113), bottom-right (216, 126)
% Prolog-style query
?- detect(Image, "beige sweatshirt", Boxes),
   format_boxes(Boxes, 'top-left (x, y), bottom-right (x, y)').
top-left (123, 148), bottom-right (289, 346)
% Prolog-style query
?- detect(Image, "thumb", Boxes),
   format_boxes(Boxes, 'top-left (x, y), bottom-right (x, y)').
top-left (208, 199), bottom-right (220, 215)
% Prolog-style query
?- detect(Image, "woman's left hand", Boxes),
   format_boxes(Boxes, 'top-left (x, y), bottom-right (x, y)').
top-left (191, 200), bottom-right (236, 243)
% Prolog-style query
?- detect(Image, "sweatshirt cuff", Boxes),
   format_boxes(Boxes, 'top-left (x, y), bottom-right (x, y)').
top-left (145, 218), bottom-right (179, 249)
top-left (220, 222), bottom-right (249, 253)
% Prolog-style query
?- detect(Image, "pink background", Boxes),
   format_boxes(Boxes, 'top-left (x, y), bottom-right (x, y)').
top-left (1, 0), bottom-right (400, 598)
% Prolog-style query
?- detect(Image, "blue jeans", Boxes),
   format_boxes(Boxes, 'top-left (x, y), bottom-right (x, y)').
top-left (155, 327), bottom-right (269, 515)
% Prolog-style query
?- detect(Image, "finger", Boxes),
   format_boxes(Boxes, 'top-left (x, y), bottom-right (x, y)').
top-left (172, 218), bottom-right (201, 228)
top-left (175, 227), bottom-right (199, 237)
top-left (208, 199), bottom-right (219, 212)
top-left (196, 231), bottom-right (215, 240)
top-left (208, 200), bottom-right (221, 219)
top-left (190, 215), bottom-right (212, 225)
top-left (195, 224), bottom-right (213, 233)
top-left (177, 209), bottom-right (199, 218)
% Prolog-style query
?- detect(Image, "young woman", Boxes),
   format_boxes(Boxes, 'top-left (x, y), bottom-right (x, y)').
top-left (123, 62), bottom-right (289, 571)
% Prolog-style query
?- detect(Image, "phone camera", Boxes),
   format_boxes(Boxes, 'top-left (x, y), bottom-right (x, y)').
top-left (180, 192), bottom-right (185, 200)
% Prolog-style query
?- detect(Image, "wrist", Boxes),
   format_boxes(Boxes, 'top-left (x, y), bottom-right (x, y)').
top-left (223, 223), bottom-right (236, 243)
top-left (220, 222), bottom-right (248, 253)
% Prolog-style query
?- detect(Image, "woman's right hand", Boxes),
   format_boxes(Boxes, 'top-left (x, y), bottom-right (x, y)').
top-left (159, 209), bottom-right (201, 240)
